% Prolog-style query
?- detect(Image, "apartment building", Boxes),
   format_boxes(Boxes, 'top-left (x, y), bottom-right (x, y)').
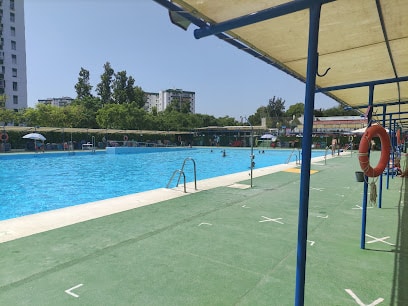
top-left (0, 0), bottom-right (27, 110)
top-left (144, 92), bottom-right (160, 113)
top-left (37, 97), bottom-right (74, 107)
top-left (145, 89), bottom-right (195, 113)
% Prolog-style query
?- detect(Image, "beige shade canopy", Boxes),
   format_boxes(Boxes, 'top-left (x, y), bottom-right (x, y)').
top-left (166, 0), bottom-right (408, 128)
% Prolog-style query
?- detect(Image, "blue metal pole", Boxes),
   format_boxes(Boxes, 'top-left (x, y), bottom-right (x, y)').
top-left (387, 114), bottom-right (392, 188)
top-left (294, 3), bottom-right (321, 306)
top-left (360, 84), bottom-right (374, 249)
top-left (378, 105), bottom-right (386, 208)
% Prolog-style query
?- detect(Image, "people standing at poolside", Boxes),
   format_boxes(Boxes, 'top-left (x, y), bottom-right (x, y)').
top-left (331, 137), bottom-right (337, 156)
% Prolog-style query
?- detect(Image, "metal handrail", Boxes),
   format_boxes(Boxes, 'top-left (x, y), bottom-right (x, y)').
top-left (166, 169), bottom-right (186, 193)
top-left (286, 148), bottom-right (301, 165)
top-left (91, 136), bottom-right (96, 153)
top-left (176, 157), bottom-right (197, 190)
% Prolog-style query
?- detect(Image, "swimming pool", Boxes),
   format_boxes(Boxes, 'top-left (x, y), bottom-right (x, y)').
top-left (0, 148), bottom-right (325, 220)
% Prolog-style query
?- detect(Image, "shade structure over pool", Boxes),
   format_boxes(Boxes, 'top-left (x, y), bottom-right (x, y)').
top-left (152, 1), bottom-right (407, 305)
top-left (351, 123), bottom-right (390, 134)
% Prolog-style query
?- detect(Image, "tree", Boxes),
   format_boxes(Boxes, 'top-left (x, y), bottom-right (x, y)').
top-left (216, 116), bottom-right (238, 126)
top-left (96, 62), bottom-right (114, 105)
top-left (75, 67), bottom-right (93, 99)
top-left (112, 70), bottom-right (128, 104)
top-left (126, 76), bottom-right (136, 103)
top-left (248, 106), bottom-right (270, 127)
top-left (0, 108), bottom-right (16, 124)
top-left (321, 105), bottom-right (360, 117)
top-left (165, 99), bottom-right (180, 112)
top-left (133, 86), bottom-right (146, 109)
top-left (0, 94), bottom-right (7, 108)
top-left (286, 102), bottom-right (304, 118)
top-left (267, 96), bottom-right (286, 119)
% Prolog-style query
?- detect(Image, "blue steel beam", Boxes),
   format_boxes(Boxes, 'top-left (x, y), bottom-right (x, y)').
top-left (378, 105), bottom-right (386, 208)
top-left (194, 0), bottom-right (335, 39)
top-left (316, 76), bottom-right (408, 93)
top-left (295, 3), bottom-right (322, 306)
top-left (343, 100), bottom-right (408, 111)
top-left (360, 85), bottom-right (374, 249)
top-left (152, 0), bottom-right (308, 84)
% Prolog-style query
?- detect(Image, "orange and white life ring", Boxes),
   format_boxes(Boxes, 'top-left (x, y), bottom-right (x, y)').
top-left (123, 135), bottom-right (128, 141)
top-left (1, 132), bottom-right (8, 142)
top-left (358, 125), bottom-right (390, 177)
top-left (397, 129), bottom-right (402, 145)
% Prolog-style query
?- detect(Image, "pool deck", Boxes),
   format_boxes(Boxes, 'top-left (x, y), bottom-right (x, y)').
top-left (0, 151), bottom-right (407, 305)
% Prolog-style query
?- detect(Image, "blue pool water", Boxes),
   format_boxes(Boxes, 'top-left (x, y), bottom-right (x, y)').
top-left (0, 148), bottom-right (325, 220)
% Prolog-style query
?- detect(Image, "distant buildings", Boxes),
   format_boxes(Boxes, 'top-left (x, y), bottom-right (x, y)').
top-left (37, 89), bottom-right (196, 114)
top-left (0, 0), bottom-right (28, 110)
top-left (145, 89), bottom-right (196, 113)
top-left (37, 97), bottom-right (74, 107)
top-left (296, 115), bottom-right (367, 134)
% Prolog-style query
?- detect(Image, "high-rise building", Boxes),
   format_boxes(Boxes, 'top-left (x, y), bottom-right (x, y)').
top-left (145, 89), bottom-right (195, 113)
top-left (0, 0), bottom-right (27, 110)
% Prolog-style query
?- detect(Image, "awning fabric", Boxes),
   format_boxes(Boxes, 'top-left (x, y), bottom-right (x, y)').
top-left (162, 0), bottom-right (408, 127)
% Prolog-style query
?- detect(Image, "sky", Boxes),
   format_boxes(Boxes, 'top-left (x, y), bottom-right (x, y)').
top-left (24, 0), bottom-right (338, 120)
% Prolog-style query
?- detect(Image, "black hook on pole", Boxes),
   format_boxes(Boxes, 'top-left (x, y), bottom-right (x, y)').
top-left (317, 67), bottom-right (331, 77)
top-left (316, 52), bottom-right (331, 77)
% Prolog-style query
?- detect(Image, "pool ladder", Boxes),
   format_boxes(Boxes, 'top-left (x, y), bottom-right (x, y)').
top-left (286, 148), bottom-right (301, 165)
top-left (91, 136), bottom-right (96, 153)
top-left (166, 157), bottom-right (197, 193)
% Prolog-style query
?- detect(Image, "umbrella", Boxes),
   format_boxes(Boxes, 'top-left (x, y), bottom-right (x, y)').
top-left (260, 134), bottom-right (277, 141)
top-left (22, 133), bottom-right (46, 141)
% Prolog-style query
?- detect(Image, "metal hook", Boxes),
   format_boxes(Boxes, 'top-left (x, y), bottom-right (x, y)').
top-left (316, 52), bottom-right (331, 77)
top-left (317, 67), bottom-right (331, 77)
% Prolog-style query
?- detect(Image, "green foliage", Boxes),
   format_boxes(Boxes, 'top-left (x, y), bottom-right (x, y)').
top-left (96, 62), bottom-right (114, 105)
top-left (313, 105), bottom-right (360, 117)
top-left (248, 106), bottom-right (270, 126)
top-left (112, 70), bottom-right (129, 104)
top-left (267, 96), bottom-right (286, 119)
top-left (133, 86), bottom-right (146, 109)
top-left (286, 102), bottom-right (304, 118)
top-left (75, 67), bottom-right (93, 99)
top-left (0, 108), bottom-right (16, 124)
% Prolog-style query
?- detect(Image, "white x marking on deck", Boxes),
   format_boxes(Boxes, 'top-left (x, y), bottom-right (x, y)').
top-left (352, 205), bottom-right (373, 210)
top-left (259, 216), bottom-right (284, 224)
top-left (310, 187), bottom-right (324, 191)
top-left (345, 289), bottom-right (384, 305)
top-left (366, 234), bottom-right (395, 246)
top-left (65, 284), bottom-right (83, 298)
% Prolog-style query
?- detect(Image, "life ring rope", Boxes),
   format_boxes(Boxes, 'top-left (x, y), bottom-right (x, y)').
top-left (358, 125), bottom-right (390, 177)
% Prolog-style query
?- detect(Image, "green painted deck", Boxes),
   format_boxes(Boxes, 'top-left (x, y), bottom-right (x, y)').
top-left (0, 151), bottom-right (407, 305)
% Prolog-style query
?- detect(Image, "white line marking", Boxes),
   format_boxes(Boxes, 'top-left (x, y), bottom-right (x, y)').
top-left (198, 222), bottom-right (212, 226)
top-left (259, 216), bottom-right (284, 224)
top-left (345, 289), bottom-right (384, 305)
top-left (307, 240), bottom-right (315, 246)
top-left (310, 187), bottom-right (324, 191)
top-left (65, 284), bottom-right (83, 298)
top-left (366, 234), bottom-right (395, 246)
top-left (316, 215), bottom-right (328, 219)
top-left (352, 205), bottom-right (373, 210)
